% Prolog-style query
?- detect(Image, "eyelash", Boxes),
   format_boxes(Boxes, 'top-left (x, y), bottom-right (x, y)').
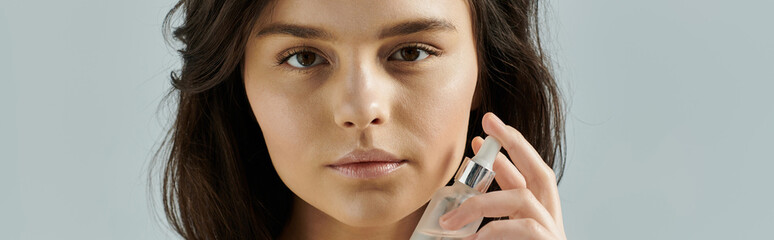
top-left (274, 43), bottom-right (442, 68)
top-left (275, 46), bottom-right (318, 66)
top-left (393, 43), bottom-right (442, 59)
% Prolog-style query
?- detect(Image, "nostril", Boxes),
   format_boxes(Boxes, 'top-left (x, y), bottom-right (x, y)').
top-left (342, 119), bottom-right (382, 128)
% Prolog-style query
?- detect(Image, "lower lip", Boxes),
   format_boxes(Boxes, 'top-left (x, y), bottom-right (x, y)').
top-left (328, 161), bottom-right (407, 179)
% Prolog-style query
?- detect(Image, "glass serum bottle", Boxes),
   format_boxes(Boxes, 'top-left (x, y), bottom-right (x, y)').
top-left (410, 136), bottom-right (501, 240)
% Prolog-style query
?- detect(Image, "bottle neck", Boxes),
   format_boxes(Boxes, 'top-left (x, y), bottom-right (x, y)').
top-left (454, 157), bottom-right (496, 193)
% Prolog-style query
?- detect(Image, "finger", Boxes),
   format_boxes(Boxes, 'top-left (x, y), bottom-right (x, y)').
top-left (439, 189), bottom-right (558, 235)
top-left (481, 112), bottom-right (557, 188)
top-left (471, 136), bottom-right (527, 190)
top-left (481, 112), bottom-right (565, 226)
top-left (470, 136), bottom-right (484, 154)
top-left (462, 218), bottom-right (557, 240)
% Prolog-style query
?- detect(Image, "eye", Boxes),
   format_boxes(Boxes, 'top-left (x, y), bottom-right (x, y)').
top-left (281, 50), bottom-right (326, 68)
top-left (286, 51), bottom-right (325, 68)
top-left (389, 45), bottom-right (436, 61)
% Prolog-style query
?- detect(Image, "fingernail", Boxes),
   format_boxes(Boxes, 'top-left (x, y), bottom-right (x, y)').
top-left (484, 113), bottom-right (505, 134)
top-left (439, 208), bottom-right (459, 228)
top-left (491, 113), bottom-right (505, 127)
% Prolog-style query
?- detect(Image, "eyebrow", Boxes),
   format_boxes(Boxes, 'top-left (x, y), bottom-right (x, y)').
top-left (255, 18), bottom-right (457, 40)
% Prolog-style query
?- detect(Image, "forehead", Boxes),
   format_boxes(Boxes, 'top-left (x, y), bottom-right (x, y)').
top-left (254, 0), bottom-right (472, 40)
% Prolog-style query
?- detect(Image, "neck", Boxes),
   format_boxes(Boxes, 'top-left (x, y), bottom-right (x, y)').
top-left (278, 195), bottom-right (426, 240)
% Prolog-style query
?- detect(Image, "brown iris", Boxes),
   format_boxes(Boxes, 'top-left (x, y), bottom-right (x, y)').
top-left (400, 47), bottom-right (420, 61)
top-left (296, 52), bottom-right (317, 66)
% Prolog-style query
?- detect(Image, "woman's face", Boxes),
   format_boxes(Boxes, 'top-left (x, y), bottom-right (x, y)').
top-left (243, 0), bottom-right (478, 227)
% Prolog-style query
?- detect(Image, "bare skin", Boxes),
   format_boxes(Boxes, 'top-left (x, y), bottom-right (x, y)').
top-left (242, 0), bottom-right (566, 239)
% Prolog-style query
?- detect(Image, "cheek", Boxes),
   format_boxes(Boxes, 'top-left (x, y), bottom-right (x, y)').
top-left (243, 72), bottom-right (321, 192)
top-left (407, 49), bottom-right (479, 140)
top-left (245, 79), bottom-right (298, 151)
top-left (397, 53), bottom-right (479, 185)
top-left (243, 47), bottom-right (319, 162)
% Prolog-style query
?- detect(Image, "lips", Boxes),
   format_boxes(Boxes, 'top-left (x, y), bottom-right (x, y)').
top-left (327, 149), bottom-right (408, 178)
top-left (329, 149), bottom-right (404, 165)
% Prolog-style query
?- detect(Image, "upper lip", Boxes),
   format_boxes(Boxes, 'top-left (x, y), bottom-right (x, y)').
top-left (328, 149), bottom-right (405, 166)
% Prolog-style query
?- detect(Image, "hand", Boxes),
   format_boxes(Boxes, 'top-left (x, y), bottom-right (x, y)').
top-left (438, 112), bottom-right (567, 240)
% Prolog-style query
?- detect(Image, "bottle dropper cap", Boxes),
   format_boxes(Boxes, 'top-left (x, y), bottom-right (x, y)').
top-left (454, 136), bottom-right (502, 192)
top-left (472, 136), bottom-right (501, 169)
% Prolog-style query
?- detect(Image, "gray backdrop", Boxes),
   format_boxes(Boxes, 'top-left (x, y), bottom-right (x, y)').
top-left (1, 0), bottom-right (771, 239)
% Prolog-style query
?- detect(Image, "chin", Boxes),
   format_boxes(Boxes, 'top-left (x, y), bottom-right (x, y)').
top-left (331, 196), bottom-right (416, 227)
top-left (335, 210), bottom-right (406, 227)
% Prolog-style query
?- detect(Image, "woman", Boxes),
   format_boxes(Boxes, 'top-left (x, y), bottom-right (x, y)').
top-left (156, 0), bottom-right (567, 239)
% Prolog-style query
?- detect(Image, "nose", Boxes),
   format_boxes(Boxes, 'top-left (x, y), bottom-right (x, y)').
top-left (332, 61), bottom-right (390, 130)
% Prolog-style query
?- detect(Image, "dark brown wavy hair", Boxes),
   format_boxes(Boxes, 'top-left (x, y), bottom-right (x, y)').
top-left (151, 0), bottom-right (565, 239)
